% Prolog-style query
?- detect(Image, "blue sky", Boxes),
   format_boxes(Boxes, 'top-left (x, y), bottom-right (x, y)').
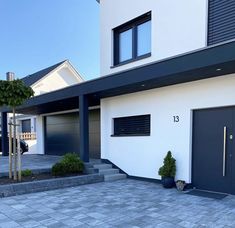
top-left (0, 0), bottom-right (100, 80)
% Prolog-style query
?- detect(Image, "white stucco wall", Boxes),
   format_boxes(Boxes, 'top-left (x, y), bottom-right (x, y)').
top-left (36, 116), bottom-right (44, 154)
top-left (101, 73), bottom-right (235, 183)
top-left (100, 0), bottom-right (208, 76)
top-left (32, 66), bottom-right (82, 96)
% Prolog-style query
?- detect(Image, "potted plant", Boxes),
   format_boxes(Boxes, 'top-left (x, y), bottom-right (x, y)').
top-left (158, 151), bottom-right (176, 188)
top-left (176, 180), bottom-right (186, 191)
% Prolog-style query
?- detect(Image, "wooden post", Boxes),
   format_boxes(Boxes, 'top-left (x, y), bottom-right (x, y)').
top-left (12, 107), bottom-right (17, 181)
top-left (8, 122), bottom-right (12, 179)
top-left (17, 133), bottom-right (21, 181)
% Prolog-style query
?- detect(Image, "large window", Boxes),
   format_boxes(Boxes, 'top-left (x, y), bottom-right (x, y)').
top-left (112, 115), bottom-right (151, 137)
top-left (113, 12), bottom-right (151, 66)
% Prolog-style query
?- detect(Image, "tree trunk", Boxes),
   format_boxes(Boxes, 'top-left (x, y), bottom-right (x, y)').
top-left (12, 107), bottom-right (17, 181)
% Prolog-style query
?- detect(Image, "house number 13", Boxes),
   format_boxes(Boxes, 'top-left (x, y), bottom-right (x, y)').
top-left (173, 116), bottom-right (179, 123)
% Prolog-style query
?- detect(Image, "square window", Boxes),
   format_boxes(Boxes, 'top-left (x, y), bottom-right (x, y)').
top-left (113, 12), bottom-right (151, 66)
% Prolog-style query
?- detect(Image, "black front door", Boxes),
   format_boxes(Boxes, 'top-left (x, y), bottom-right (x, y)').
top-left (193, 107), bottom-right (235, 194)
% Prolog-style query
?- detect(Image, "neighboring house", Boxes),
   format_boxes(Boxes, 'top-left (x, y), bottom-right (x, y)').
top-left (17, 60), bottom-right (83, 135)
top-left (7, 60), bottom-right (83, 154)
top-left (2, 0), bottom-right (235, 194)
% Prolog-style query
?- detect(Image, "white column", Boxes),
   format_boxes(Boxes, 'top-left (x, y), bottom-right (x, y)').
top-left (36, 115), bottom-right (44, 154)
top-left (30, 116), bottom-right (36, 132)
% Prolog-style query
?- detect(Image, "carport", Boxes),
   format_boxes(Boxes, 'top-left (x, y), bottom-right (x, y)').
top-left (1, 40), bottom-right (235, 162)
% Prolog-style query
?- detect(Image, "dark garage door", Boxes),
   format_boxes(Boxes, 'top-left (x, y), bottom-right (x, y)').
top-left (45, 109), bottom-right (100, 158)
top-left (193, 107), bottom-right (235, 194)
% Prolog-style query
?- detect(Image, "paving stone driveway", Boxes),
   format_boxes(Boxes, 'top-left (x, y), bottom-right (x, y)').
top-left (0, 155), bottom-right (61, 174)
top-left (0, 179), bottom-right (235, 228)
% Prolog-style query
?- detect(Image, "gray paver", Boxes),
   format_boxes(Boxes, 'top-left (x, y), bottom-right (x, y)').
top-left (0, 154), bottom-right (61, 175)
top-left (0, 179), bottom-right (235, 227)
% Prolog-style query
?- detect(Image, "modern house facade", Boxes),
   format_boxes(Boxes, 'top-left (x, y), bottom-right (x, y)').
top-left (100, 0), bottom-right (235, 193)
top-left (1, 0), bottom-right (235, 194)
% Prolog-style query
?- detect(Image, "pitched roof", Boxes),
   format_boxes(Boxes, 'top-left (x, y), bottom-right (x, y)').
top-left (21, 60), bottom-right (67, 86)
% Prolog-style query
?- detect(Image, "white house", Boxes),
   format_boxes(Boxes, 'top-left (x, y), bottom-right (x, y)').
top-left (1, 0), bottom-right (235, 193)
top-left (99, 0), bottom-right (235, 193)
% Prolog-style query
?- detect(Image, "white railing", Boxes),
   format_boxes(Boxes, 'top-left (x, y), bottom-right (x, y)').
top-left (20, 132), bottom-right (37, 140)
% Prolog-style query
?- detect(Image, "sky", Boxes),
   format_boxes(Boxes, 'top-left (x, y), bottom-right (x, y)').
top-left (0, 0), bottom-right (100, 81)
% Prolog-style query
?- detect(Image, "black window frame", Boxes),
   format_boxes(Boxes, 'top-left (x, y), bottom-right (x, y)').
top-left (113, 12), bottom-right (151, 67)
top-left (112, 114), bottom-right (151, 137)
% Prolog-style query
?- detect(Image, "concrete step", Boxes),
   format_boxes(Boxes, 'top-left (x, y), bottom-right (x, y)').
top-left (93, 164), bottom-right (112, 170)
top-left (99, 168), bottom-right (119, 175)
top-left (89, 159), bottom-right (102, 165)
top-left (104, 173), bottom-right (127, 182)
top-left (84, 167), bottom-right (98, 174)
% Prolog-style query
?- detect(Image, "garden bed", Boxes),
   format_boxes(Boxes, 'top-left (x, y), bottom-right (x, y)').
top-left (0, 173), bottom-right (83, 185)
top-left (0, 173), bottom-right (104, 198)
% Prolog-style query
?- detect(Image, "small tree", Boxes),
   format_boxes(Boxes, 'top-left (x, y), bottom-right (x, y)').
top-left (0, 79), bottom-right (34, 180)
top-left (158, 151), bottom-right (176, 178)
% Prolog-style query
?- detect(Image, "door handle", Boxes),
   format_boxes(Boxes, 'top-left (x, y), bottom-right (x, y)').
top-left (223, 126), bottom-right (227, 177)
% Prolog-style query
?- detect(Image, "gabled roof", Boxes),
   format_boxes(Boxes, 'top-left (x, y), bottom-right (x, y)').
top-left (21, 60), bottom-right (67, 86)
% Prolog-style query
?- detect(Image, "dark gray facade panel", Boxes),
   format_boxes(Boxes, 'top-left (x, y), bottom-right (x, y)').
top-left (208, 0), bottom-right (235, 45)
top-left (44, 109), bottom-right (100, 158)
top-left (79, 95), bottom-right (89, 162)
top-left (1, 112), bottom-right (8, 156)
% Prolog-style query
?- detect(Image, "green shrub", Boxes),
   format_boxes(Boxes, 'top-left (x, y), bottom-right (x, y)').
top-left (52, 153), bottom-right (84, 176)
top-left (52, 162), bottom-right (67, 176)
top-left (158, 151), bottom-right (176, 178)
top-left (21, 169), bottom-right (32, 177)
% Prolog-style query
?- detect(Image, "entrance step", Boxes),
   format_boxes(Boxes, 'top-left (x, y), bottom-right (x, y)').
top-left (104, 173), bottom-right (127, 182)
top-left (99, 168), bottom-right (119, 175)
top-left (93, 164), bottom-right (112, 170)
top-left (88, 160), bottom-right (127, 182)
top-left (89, 159), bottom-right (102, 165)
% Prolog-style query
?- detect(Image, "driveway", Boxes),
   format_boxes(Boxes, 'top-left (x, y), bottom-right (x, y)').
top-left (0, 155), bottom-right (61, 175)
top-left (0, 179), bottom-right (235, 227)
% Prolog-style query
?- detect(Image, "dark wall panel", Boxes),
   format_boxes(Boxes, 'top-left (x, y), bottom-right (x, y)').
top-left (45, 109), bottom-right (100, 158)
top-left (208, 0), bottom-right (235, 45)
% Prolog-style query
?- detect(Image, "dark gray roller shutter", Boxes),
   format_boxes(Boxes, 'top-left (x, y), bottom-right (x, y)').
top-left (208, 0), bottom-right (235, 45)
top-left (113, 114), bottom-right (150, 136)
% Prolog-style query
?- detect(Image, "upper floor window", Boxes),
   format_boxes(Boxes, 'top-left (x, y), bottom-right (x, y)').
top-left (113, 12), bottom-right (151, 66)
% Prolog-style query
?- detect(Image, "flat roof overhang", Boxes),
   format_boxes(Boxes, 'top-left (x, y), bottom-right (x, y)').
top-left (1, 40), bottom-right (235, 115)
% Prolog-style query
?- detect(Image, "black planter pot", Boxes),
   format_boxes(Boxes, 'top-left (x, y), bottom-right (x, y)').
top-left (161, 177), bottom-right (175, 188)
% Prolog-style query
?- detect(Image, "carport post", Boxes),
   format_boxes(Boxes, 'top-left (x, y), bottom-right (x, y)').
top-left (1, 112), bottom-right (9, 156)
top-left (79, 95), bottom-right (89, 162)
